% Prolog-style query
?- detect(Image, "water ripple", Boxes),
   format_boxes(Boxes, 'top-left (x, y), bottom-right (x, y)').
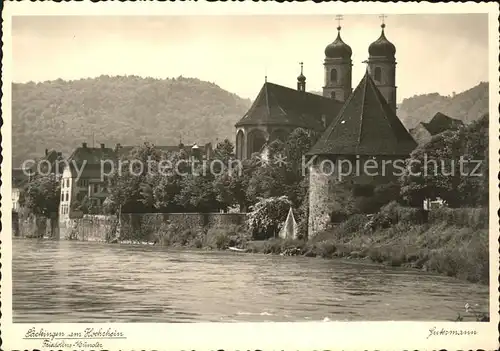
top-left (12, 239), bottom-right (489, 322)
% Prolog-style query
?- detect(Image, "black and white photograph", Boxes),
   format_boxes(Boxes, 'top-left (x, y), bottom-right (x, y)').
top-left (2, 2), bottom-right (498, 350)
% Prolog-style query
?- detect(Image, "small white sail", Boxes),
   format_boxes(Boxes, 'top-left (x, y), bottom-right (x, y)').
top-left (279, 207), bottom-right (298, 240)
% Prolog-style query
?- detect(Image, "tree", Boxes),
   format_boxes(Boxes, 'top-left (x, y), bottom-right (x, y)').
top-left (400, 114), bottom-right (489, 207)
top-left (246, 196), bottom-right (292, 240)
top-left (108, 142), bottom-right (164, 212)
top-left (21, 174), bottom-right (60, 217)
top-left (213, 139), bottom-right (235, 163)
top-left (176, 163), bottom-right (220, 212)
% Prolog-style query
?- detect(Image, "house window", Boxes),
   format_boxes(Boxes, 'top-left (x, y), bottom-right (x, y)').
top-left (65, 192), bottom-right (69, 201)
top-left (330, 68), bottom-right (338, 83)
top-left (374, 67), bottom-right (382, 82)
top-left (61, 192), bottom-right (64, 201)
top-left (330, 91), bottom-right (336, 99)
top-left (93, 184), bottom-right (99, 194)
top-left (66, 179), bottom-right (70, 188)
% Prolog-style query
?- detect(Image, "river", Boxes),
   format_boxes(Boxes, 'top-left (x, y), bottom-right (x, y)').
top-left (12, 238), bottom-right (489, 323)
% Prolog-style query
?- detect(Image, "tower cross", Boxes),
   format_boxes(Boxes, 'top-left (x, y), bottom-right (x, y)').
top-left (379, 14), bottom-right (387, 25)
top-left (299, 61), bottom-right (304, 74)
top-left (335, 14), bottom-right (344, 29)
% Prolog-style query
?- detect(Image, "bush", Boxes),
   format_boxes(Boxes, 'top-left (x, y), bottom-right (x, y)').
top-left (314, 241), bottom-right (337, 258)
top-left (429, 207), bottom-right (488, 229)
top-left (204, 224), bottom-right (250, 249)
top-left (380, 201), bottom-right (426, 224)
top-left (330, 210), bottom-right (349, 223)
top-left (246, 196), bottom-right (292, 240)
top-left (337, 214), bottom-right (369, 235)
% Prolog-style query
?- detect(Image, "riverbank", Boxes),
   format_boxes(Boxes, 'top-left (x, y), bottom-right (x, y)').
top-left (243, 210), bottom-right (489, 285)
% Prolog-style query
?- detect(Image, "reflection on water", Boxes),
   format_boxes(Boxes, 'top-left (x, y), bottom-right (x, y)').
top-left (13, 239), bottom-right (489, 322)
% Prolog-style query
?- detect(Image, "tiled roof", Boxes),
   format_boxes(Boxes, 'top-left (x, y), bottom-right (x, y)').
top-left (235, 82), bottom-right (344, 131)
top-left (422, 112), bottom-right (464, 136)
top-left (308, 71), bottom-right (417, 156)
top-left (68, 146), bottom-right (117, 165)
top-left (116, 144), bottom-right (211, 159)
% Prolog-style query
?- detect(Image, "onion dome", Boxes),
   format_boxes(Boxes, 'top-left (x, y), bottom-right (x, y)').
top-left (297, 62), bottom-right (306, 82)
top-left (368, 23), bottom-right (396, 58)
top-left (325, 26), bottom-right (352, 59)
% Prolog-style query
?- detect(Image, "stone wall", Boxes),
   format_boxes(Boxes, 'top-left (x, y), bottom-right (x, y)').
top-left (308, 159), bottom-right (338, 238)
top-left (66, 215), bottom-right (118, 242)
top-left (308, 155), bottom-right (401, 238)
top-left (13, 212), bottom-right (246, 243)
top-left (119, 213), bottom-right (246, 242)
top-left (16, 213), bottom-right (59, 239)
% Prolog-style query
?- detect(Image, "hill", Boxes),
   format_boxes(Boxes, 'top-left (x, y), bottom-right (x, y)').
top-left (311, 82), bottom-right (488, 130)
top-left (12, 75), bottom-right (251, 167)
top-left (397, 81), bottom-right (489, 129)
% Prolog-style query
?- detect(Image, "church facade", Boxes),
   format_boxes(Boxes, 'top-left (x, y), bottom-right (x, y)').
top-left (234, 21), bottom-right (417, 237)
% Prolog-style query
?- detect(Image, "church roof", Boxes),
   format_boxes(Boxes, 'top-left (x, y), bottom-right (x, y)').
top-left (308, 71), bottom-right (417, 156)
top-left (369, 24), bottom-right (396, 58)
top-left (325, 27), bottom-right (352, 59)
top-left (235, 82), bottom-right (344, 131)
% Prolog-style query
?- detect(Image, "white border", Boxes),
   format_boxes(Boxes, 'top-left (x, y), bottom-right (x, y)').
top-left (1, 2), bottom-right (499, 350)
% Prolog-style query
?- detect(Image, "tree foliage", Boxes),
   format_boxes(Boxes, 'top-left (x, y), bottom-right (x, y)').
top-left (400, 114), bottom-right (489, 207)
top-left (246, 196), bottom-right (292, 239)
top-left (20, 174), bottom-right (61, 217)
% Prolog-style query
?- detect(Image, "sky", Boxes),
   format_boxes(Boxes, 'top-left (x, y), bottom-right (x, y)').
top-left (12, 14), bottom-right (488, 102)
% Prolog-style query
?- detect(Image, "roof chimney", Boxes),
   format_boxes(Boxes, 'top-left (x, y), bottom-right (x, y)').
top-left (100, 143), bottom-right (105, 149)
top-left (45, 148), bottom-right (48, 156)
top-left (82, 142), bottom-right (87, 148)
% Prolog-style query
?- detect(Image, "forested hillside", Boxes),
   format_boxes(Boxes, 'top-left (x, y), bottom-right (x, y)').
top-left (12, 76), bottom-right (251, 166)
top-left (397, 82), bottom-right (489, 129)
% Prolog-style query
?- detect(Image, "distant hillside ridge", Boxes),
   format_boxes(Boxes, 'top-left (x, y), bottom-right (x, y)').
top-left (12, 75), bottom-right (252, 167)
top-left (307, 82), bottom-right (488, 130)
top-left (397, 81), bottom-right (489, 129)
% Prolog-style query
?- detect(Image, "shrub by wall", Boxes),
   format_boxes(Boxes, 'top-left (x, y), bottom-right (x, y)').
top-left (429, 207), bottom-right (488, 229)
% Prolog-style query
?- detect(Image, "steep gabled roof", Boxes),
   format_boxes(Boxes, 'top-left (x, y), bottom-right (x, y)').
top-left (422, 112), bottom-right (464, 135)
top-left (116, 144), bottom-right (211, 159)
top-left (68, 146), bottom-right (117, 165)
top-left (308, 71), bottom-right (417, 156)
top-left (235, 82), bottom-right (344, 131)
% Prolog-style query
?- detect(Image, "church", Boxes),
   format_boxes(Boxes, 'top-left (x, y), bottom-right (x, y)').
top-left (234, 20), bottom-right (417, 237)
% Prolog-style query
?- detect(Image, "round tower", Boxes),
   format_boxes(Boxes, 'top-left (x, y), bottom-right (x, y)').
top-left (322, 25), bottom-right (352, 102)
top-left (367, 21), bottom-right (397, 112)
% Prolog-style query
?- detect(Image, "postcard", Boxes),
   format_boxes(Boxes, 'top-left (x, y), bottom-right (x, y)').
top-left (1, 1), bottom-right (498, 350)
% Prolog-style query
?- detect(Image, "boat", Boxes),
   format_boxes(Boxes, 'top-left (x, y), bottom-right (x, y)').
top-left (228, 246), bottom-right (246, 252)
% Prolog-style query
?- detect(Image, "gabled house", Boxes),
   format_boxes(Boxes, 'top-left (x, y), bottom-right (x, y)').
top-left (59, 143), bottom-right (116, 221)
top-left (410, 112), bottom-right (464, 145)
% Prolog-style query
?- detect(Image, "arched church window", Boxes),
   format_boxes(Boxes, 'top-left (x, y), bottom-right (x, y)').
top-left (330, 69), bottom-right (338, 83)
top-left (374, 67), bottom-right (382, 82)
top-left (330, 91), bottom-right (336, 100)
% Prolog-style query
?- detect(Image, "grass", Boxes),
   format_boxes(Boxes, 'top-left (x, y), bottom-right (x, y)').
top-left (153, 203), bottom-right (489, 285)
top-left (243, 205), bottom-right (490, 285)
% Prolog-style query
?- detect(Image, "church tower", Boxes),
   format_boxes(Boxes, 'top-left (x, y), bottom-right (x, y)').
top-left (367, 17), bottom-right (397, 112)
top-left (297, 62), bottom-right (306, 92)
top-left (322, 18), bottom-right (352, 102)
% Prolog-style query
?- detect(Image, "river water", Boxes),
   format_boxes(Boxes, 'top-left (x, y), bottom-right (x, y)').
top-left (12, 239), bottom-right (489, 323)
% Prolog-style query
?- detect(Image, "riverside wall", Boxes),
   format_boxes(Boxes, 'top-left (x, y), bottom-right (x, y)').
top-left (14, 212), bottom-right (246, 243)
